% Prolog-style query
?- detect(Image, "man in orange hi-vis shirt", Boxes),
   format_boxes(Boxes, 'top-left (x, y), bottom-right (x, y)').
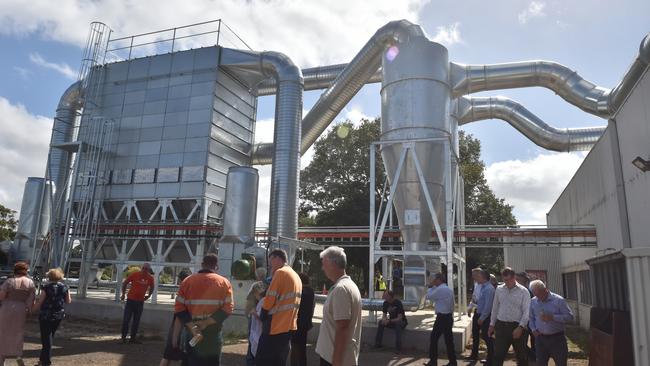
top-left (175, 253), bottom-right (233, 366)
top-left (120, 262), bottom-right (154, 344)
top-left (256, 248), bottom-right (302, 366)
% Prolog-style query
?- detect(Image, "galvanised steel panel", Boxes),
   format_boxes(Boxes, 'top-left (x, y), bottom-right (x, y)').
top-left (157, 167), bottom-right (179, 183)
top-left (164, 111), bottom-right (189, 126)
top-left (208, 139), bottom-right (248, 165)
top-left (147, 77), bottom-right (168, 89)
top-left (133, 183), bottom-right (157, 198)
top-left (137, 141), bottom-right (161, 155)
top-left (171, 51), bottom-right (195, 73)
top-left (190, 81), bottom-right (215, 96)
top-left (105, 62), bottom-right (128, 82)
top-left (133, 168), bottom-right (156, 184)
top-left (125, 80), bottom-right (147, 92)
top-left (158, 153), bottom-right (183, 167)
top-left (190, 95), bottom-right (213, 110)
top-left (145, 87), bottom-right (168, 102)
top-left (183, 152), bottom-right (206, 166)
top-left (112, 156), bottom-right (136, 169)
top-left (182, 166), bottom-right (205, 182)
top-left (624, 248), bottom-right (650, 366)
top-left (116, 143), bottom-right (138, 156)
top-left (212, 115), bottom-right (251, 142)
top-left (109, 184), bottom-right (133, 199)
top-left (112, 169), bottom-right (133, 184)
top-left (125, 90), bottom-right (146, 104)
top-left (213, 99), bottom-right (254, 130)
top-left (140, 127), bottom-right (163, 142)
top-left (210, 126), bottom-right (250, 155)
top-left (188, 108), bottom-right (212, 124)
top-left (169, 85), bottom-right (192, 99)
top-left (166, 97), bottom-right (190, 113)
top-left (118, 129), bottom-right (139, 143)
top-left (206, 168), bottom-right (227, 188)
top-left (184, 137), bottom-right (208, 153)
top-left (207, 154), bottom-right (232, 174)
top-left (192, 70), bottom-right (218, 83)
top-left (170, 74), bottom-right (193, 86)
top-left (193, 47), bottom-right (219, 69)
top-left (135, 155), bottom-right (158, 168)
top-left (122, 102), bottom-right (144, 117)
top-left (156, 182), bottom-right (180, 197)
top-left (141, 114), bottom-right (164, 128)
top-left (180, 182), bottom-right (204, 196)
top-left (143, 101), bottom-right (167, 115)
top-left (161, 139), bottom-right (184, 154)
top-left (148, 54), bottom-right (172, 77)
top-left (127, 58), bottom-right (149, 79)
top-left (205, 183), bottom-right (225, 201)
top-left (187, 123), bottom-right (210, 138)
top-left (163, 125), bottom-right (187, 140)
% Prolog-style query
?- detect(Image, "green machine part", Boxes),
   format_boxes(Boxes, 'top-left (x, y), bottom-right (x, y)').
top-left (231, 253), bottom-right (257, 280)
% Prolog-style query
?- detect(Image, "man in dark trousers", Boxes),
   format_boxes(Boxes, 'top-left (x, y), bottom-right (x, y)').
top-left (466, 267), bottom-right (483, 361)
top-left (120, 262), bottom-right (154, 344)
top-left (374, 290), bottom-right (407, 353)
top-left (290, 272), bottom-right (315, 366)
top-left (477, 269), bottom-right (496, 366)
top-left (425, 272), bottom-right (457, 366)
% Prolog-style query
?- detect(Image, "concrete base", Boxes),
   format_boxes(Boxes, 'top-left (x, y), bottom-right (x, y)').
top-left (68, 289), bottom-right (471, 354)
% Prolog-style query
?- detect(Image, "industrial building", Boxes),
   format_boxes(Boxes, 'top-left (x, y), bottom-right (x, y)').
top-left (8, 17), bottom-right (650, 364)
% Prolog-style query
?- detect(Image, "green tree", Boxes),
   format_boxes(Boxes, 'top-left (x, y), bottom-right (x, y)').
top-left (0, 203), bottom-right (18, 241)
top-left (458, 131), bottom-right (516, 276)
top-left (299, 119), bottom-right (516, 294)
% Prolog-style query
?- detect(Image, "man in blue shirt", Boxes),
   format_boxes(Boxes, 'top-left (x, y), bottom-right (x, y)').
top-left (528, 280), bottom-right (574, 366)
top-left (476, 270), bottom-right (495, 366)
top-left (425, 272), bottom-right (457, 366)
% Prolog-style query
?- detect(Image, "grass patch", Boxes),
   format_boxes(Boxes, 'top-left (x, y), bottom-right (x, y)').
top-left (566, 325), bottom-right (589, 359)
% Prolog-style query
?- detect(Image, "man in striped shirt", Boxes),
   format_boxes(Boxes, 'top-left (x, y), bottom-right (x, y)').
top-left (487, 267), bottom-right (531, 366)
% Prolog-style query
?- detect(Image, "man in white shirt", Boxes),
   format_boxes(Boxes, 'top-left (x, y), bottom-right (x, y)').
top-left (315, 246), bottom-right (362, 366)
top-left (424, 273), bottom-right (457, 366)
top-left (487, 267), bottom-right (531, 366)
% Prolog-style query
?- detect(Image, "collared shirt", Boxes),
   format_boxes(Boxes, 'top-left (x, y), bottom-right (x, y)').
top-left (490, 282), bottom-right (530, 327)
top-left (316, 275), bottom-right (362, 365)
top-left (426, 283), bottom-right (454, 314)
top-left (529, 291), bottom-right (574, 335)
top-left (477, 282), bottom-right (495, 321)
top-left (469, 282), bottom-right (482, 309)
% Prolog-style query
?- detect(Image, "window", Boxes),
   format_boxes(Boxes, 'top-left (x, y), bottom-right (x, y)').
top-left (562, 272), bottom-right (578, 301)
top-left (578, 270), bottom-right (593, 305)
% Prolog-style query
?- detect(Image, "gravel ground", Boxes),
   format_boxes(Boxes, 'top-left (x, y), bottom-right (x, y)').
top-left (11, 317), bottom-right (588, 366)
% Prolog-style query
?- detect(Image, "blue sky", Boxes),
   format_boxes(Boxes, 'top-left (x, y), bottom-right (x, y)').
top-left (0, 0), bottom-right (648, 226)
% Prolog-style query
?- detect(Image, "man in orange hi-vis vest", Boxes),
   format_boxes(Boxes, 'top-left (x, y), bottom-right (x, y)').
top-left (256, 248), bottom-right (302, 366)
top-left (175, 253), bottom-right (233, 366)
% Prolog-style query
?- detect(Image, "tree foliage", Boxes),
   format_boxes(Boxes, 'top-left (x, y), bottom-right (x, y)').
top-left (0, 203), bottom-right (18, 242)
top-left (298, 119), bottom-right (517, 294)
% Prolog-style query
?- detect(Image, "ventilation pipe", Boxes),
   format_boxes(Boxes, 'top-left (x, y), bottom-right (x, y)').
top-left (457, 96), bottom-right (606, 151)
top-left (220, 49), bottom-right (303, 239)
top-left (252, 20), bottom-right (424, 164)
top-left (451, 33), bottom-right (650, 118)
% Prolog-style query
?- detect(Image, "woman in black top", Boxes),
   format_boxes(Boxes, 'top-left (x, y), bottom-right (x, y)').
top-left (290, 272), bottom-right (315, 366)
top-left (32, 268), bottom-right (72, 366)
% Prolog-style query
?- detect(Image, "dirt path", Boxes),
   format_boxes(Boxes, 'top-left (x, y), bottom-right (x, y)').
top-left (13, 317), bottom-right (587, 366)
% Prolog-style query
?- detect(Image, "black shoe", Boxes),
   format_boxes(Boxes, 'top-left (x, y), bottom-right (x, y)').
top-left (120, 337), bottom-right (127, 344)
top-left (129, 339), bottom-right (142, 344)
top-left (464, 354), bottom-right (479, 361)
top-left (372, 344), bottom-right (383, 350)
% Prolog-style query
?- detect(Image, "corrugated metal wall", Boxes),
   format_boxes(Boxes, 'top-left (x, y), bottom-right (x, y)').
top-left (504, 247), bottom-right (562, 292)
top-left (625, 248), bottom-right (650, 365)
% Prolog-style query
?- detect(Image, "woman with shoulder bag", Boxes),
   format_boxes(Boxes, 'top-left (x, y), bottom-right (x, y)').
top-left (32, 268), bottom-right (72, 366)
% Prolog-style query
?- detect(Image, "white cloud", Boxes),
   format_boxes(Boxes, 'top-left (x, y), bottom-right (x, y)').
top-left (430, 22), bottom-right (462, 46)
top-left (485, 152), bottom-right (585, 225)
top-left (29, 53), bottom-right (77, 79)
top-left (518, 1), bottom-right (546, 24)
top-left (0, 0), bottom-right (430, 67)
top-left (13, 66), bottom-right (31, 79)
top-left (0, 97), bottom-right (52, 212)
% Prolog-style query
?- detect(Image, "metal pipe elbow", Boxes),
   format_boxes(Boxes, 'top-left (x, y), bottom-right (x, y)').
top-left (57, 81), bottom-right (84, 111)
top-left (260, 51), bottom-right (303, 84)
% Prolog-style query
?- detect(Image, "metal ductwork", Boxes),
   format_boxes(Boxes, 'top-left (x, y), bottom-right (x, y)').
top-left (257, 63), bottom-right (382, 96)
top-left (49, 81), bottom-right (83, 208)
top-left (220, 49), bottom-right (303, 239)
top-left (252, 19), bottom-right (424, 165)
top-left (457, 96), bottom-right (606, 152)
top-left (450, 32), bottom-right (650, 118)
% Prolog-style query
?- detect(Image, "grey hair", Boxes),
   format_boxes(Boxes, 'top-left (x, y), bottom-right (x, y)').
top-left (320, 246), bottom-right (347, 269)
top-left (530, 279), bottom-right (546, 292)
top-left (255, 267), bottom-right (267, 280)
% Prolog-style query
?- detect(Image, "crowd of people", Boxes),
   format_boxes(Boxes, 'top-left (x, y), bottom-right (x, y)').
top-left (0, 250), bottom-right (577, 366)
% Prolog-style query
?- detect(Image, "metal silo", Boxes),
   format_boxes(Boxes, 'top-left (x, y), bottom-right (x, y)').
top-left (14, 177), bottom-right (52, 262)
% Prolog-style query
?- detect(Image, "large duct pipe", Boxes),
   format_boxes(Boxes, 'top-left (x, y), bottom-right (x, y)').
top-left (252, 20), bottom-right (424, 164)
top-left (451, 33), bottom-right (650, 118)
top-left (257, 64), bottom-right (382, 96)
top-left (457, 96), bottom-right (606, 152)
top-left (220, 49), bottom-right (303, 239)
top-left (49, 81), bottom-right (83, 207)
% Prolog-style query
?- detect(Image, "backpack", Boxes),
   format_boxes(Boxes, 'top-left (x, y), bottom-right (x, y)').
top-left (40, 282), bottom-right (68, 321)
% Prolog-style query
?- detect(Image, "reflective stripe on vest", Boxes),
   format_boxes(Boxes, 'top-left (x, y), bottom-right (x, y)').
top-left (269, 302), bottom-right (301, 315)
top-left (176, 296), bottom-right (232, 306)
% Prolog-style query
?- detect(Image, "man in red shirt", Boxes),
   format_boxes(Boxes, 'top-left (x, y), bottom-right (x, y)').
top-left (120, 262), bottom-right (155, 344)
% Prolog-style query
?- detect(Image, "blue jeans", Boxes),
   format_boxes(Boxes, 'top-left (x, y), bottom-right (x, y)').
top-left (121, 299), bottom-right (144, 340)
top-left (39, 319), bottom-right (61, 365)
